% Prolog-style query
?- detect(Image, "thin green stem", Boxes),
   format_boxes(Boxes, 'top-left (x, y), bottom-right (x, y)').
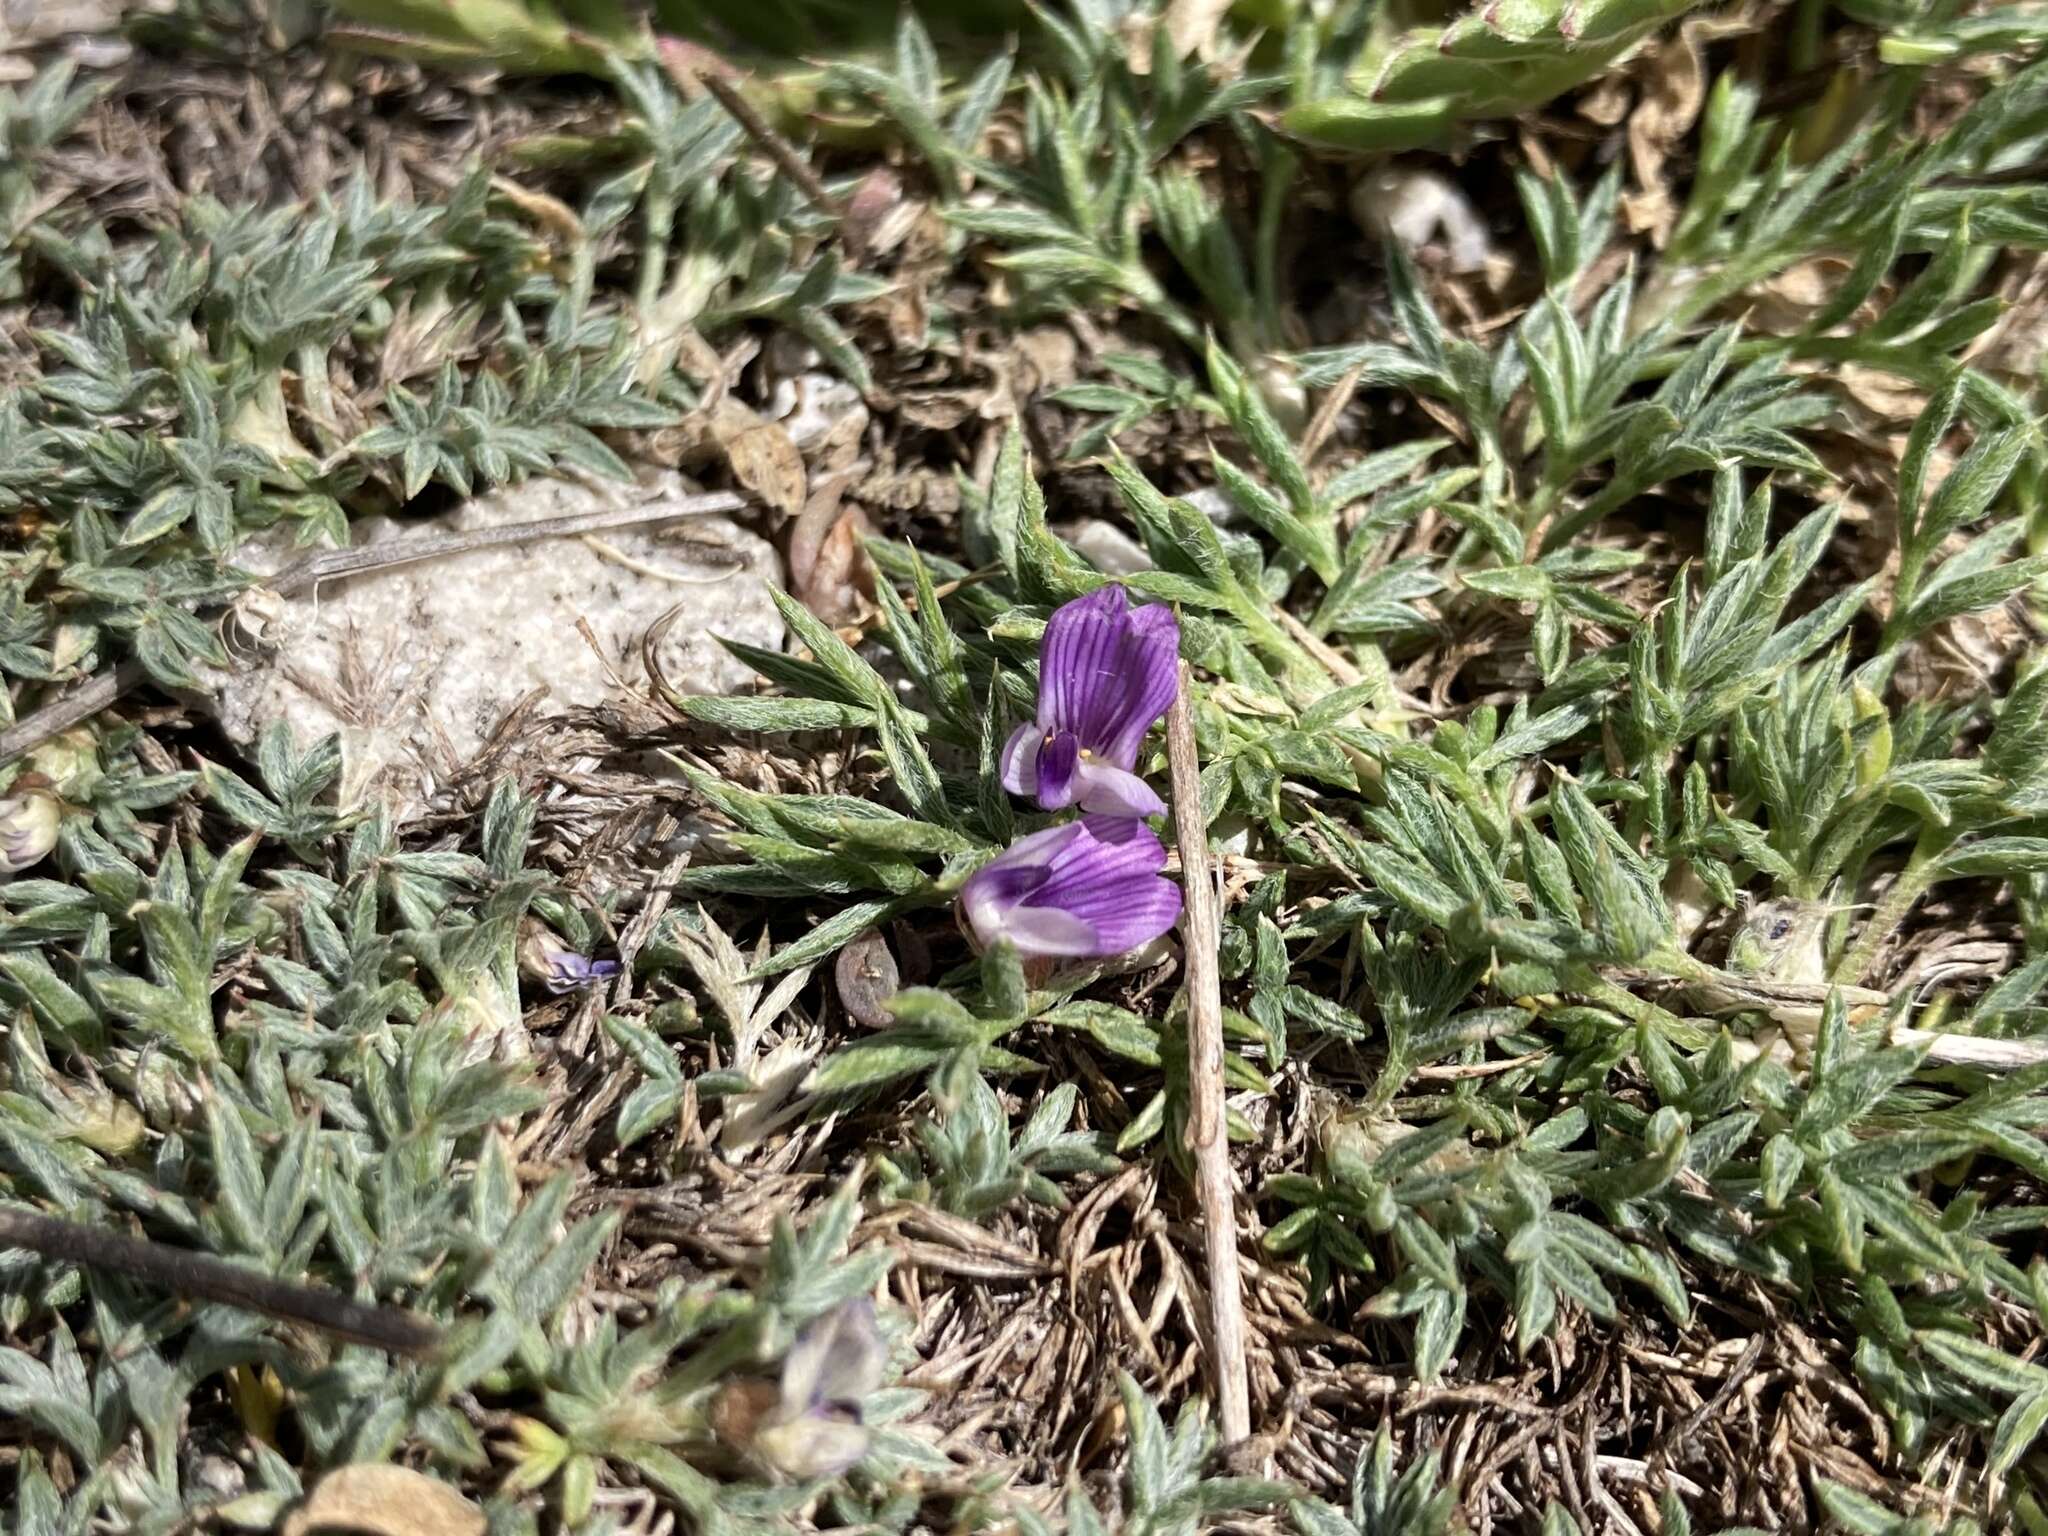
top-left (635, 185), bottom-right (677, 325)
top-left (1833, 829), bottom-right (1945, 985)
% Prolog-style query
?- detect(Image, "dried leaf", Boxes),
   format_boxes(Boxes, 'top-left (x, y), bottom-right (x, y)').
top-left (844, 168), bottom-right (921, 260)
top-left (1576, 74), bottom-right (1633, 127)
top-left (1165, 0), bottom-right (1234, 58)
top-left (1627, 27), bottom-right (1705, 186)
top-left (280, 1465), bottom-right (485, 1536)
top-left (1749, 257), bottom-right (1855, 335)
top-left (792, 503), bottom-right (876, 624)
top-left (1622, 22), bottom-right (1706, 245)
top-left (721, 402), bottom-right (807, 520)
top-left (1010, 327), bottom-right (1081, 398)
top-left (894, 389), bottom-right (981, 431)
top-left (1837, 365), bottom-right (1928, 425)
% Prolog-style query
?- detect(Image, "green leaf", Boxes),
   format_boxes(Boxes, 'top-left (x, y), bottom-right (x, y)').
top-left (203, 1096), bottom-right (270, 1258)
top-left (750, 898), bottom-right (910, 979)
top-left (1992, 1389), bottom-right (2048, 1477)
top-left (675, 696), bottom-right (880, 732)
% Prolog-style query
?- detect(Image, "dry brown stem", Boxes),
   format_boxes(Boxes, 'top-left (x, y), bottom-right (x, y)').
top-left (1164, 660), bottom-right (1252, 1447)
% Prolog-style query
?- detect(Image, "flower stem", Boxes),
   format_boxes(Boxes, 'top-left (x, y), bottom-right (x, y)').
top-left (1833, 832), bottom-right (1943, 986)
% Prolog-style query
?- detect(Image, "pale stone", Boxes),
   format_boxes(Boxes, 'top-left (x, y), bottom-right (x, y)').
top-left (206, 474), bottom-right (783, 818)
top-left (1059, 518), bottom-right (1154, 576)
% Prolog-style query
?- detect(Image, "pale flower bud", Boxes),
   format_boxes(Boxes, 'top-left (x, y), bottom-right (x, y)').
top-left (28, 729), bottom-right (99, 800)
top-left (711, 1298), bottom-right (887, 1482)
top-left (0, 775), bottom-right (62, 875)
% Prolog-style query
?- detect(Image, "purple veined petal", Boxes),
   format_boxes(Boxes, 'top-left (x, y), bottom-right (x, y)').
top-left (1076, 872), bottom-right (1183, 954)
top-left (544, 956), bottom-right (621, 996)
top-left (963, 864), bottom-right (1097, 953)
top-left (1072, 758), bottom-right (1166, 818)
top-left (960, 820), bottom-right (1088, 949)
top-left (1034, 730), bottom-right (1080, 809)
top-left (958, 816), bottom-right (1179, 960)
top-left (518, 919), bottom-right (623, 994)
top-left (971, 817), bottom-right (1089, 874)
top-left (1037, 585), bottom-right (1128, 745)
top-left (1091, 601), bottom-right (1181, 768)
top-left (1024, 815), bottom-right (1180, 953)
top-left (999, 722), bottom-right (1041, 797)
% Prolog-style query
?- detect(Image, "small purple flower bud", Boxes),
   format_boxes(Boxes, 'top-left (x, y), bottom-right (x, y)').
top-left (517, 919), bottom-right (622, 995)
top-left (1001, 586), bottom-right (1179, 818)
top-left (960, 815), bottom-right (1183, 960)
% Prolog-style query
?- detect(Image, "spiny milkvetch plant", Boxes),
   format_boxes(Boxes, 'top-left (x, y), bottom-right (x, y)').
top-left (9, 2), bottom-right (2048, 1529)
top-left (667, 198), bottom-right (2048, 1506)
top-left (0, 55), bottom-right (866, 708)
top-left (0, 760), bottom-right (925, 1528)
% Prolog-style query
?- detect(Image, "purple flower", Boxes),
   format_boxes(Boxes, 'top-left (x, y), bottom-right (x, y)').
top-left (517, 919), bottom-right (622, 995)
top-left (960, 815), bottom-right (1183, 960)
top-left (1000, 586), bottom-right (1179, 818)
top-left (751, 1297), bottom-right (888, 1480)
top-left (541, 954), bottom-right (621, 994)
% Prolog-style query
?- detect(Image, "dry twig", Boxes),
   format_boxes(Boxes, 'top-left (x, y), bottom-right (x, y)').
top-left (655, 39), bottom-right (846, 227)
top-left (0, 1207), bottom-right (442, 1356)
top-left (1164, 661), bottom-right (1252, 1446)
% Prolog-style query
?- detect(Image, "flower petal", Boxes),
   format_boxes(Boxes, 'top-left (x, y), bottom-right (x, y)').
top-left (1028, 815), bottom-right (1181, 954)
top-left (1092, 601), bottom-right (1181, 768)
top-left (754, 1417), bottom-right (872, 1481)
top-left (1037, 585), bottom-right (1128, 744)
top-left (999, 722), bottom-right (1040, 797)
top-left (960, 820), bottom-right (1085, 947)
top-left (543, 956), bottom-right (620, 996)
top-left (960, 817), bottom-right (1180, 959)
top-left (1034, 730), bottom-right (1080, 809)
top-left (973, 817), bottom-right (1089, 874)
top-left (781, 1297), bottom-right (886, 1410)
top-left (990, 903), bottom-right (1105, 957)
top-left (1072, 758), bottom-right (1166, 818)
top-left (1079, 876), bottom-right (1183, 954)
top-left (963, 864), bottom-right (1040, 950)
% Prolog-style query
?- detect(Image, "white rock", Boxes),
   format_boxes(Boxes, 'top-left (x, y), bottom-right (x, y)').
top-left (1059, 518), bottom-right (1154, 575)
top-left (205, 473), bottom-right (783, 818)
top-left (1183, 486), bottom-right (1241, 528)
